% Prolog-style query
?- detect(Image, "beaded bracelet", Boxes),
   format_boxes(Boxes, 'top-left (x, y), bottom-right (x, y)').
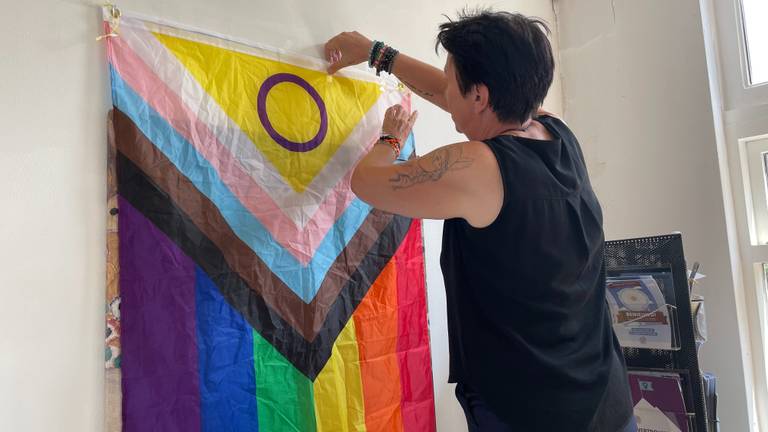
top-left (369, 41), bottom-right (385, 68)
top-left (378, 134), bottom-right (402, 158)
top-left (372, 45), bottom-right (389, 71)
top-left (368, 41), bottom-right (400, 76)
top-left (381, 46), bottom-right (399, 74)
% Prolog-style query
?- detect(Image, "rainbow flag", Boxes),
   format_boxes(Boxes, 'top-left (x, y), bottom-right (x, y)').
top-left (104, 12), bottom-right (435, 432)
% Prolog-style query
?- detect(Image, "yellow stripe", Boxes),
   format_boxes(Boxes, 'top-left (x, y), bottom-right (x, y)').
top-left (313, 318), bottom-right (367, 432)
top-left (152, 32), bottom-right (381, 193)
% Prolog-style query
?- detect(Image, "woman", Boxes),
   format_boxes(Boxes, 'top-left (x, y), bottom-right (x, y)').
top-left (325, 9), bottom-right (636, 432)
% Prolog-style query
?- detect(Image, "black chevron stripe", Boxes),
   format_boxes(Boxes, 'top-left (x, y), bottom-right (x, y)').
top-left (117, 152), bottom-right (412, 379)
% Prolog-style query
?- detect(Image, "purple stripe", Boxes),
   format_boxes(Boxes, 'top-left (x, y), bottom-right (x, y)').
top-left (119, 195), bottom-right (201, 432)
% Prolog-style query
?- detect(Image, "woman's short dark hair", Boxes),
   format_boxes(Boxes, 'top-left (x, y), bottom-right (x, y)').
top-left (436, 9), bottom-right (555, 124)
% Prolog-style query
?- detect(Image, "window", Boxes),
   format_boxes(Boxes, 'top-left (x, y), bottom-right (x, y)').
top-left (741, 0), bottom-right (768, 85)
top-left (760, 264), bottom-right (768, 342)
top-left (704, 0), bottom-right (768, 429)
top-left (740, 135), bottom-right (768, 245)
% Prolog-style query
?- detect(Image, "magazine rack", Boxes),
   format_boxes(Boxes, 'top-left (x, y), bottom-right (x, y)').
top-left (604, 234), bottom-right (708, 432)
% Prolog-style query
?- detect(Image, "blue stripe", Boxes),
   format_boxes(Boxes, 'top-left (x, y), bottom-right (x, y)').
top-left (110, 65), bottom-right (412, 302)
top-left (195, 266), bottom-right (259, 432)
top-left (397, 132), bottom-right (416, 162)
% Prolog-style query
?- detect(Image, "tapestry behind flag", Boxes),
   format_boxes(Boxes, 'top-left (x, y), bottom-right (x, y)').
top-left (104, 11), bottom-right (436, 432)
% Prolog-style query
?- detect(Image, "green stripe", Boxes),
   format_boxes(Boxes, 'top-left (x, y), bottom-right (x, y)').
top-left (253, 331), bottom-right (317, 432)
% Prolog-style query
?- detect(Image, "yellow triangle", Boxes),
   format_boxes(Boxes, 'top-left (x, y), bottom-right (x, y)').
top-left (154, 32), bottom-right (382, 193)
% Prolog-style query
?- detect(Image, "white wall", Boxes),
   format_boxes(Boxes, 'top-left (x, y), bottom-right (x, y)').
top-left (555, 0), bottom-right (750, 430)
top-left (0, 1), bottom-right (561, 431)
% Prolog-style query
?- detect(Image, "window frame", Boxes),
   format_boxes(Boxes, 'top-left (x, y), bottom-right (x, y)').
top-left (739, 0), bottom-right (768, 87)
top-left (704, 0), bottom-right (768, 429)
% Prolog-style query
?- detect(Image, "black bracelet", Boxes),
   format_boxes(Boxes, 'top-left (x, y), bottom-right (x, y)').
top-left (369, 41), bottom-right (399, 76)
top-left (369, 41), bottom-right (384, 68)
top-left (375, 45), bottom-right (399, 76)
top-left (384, 47), bottom-right (399, 74)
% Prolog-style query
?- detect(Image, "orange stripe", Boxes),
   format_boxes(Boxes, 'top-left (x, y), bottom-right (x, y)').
top-left (354, 259), bottom-right (404, 432)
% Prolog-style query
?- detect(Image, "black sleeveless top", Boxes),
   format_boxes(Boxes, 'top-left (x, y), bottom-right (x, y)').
top-left (440, 116), bottom-right (633, 431)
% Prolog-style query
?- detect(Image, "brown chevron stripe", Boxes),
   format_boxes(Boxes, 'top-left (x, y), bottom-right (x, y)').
top-left (116, 152), bottom-right (413, 378)
top-left (113, 108), bottom-right (393, 341)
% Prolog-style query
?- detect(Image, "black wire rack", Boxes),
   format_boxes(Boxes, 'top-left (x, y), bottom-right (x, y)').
top-left (604, 234), bottom-right (708, 432)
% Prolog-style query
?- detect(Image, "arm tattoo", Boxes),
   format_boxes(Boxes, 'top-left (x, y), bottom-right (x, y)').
top-left (402, 80), bottom-right (435, 98)
top-left (389, 146), bottom-right (474, 190)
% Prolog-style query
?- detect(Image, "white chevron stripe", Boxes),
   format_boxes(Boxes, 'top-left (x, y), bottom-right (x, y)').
top-left (119, 17), bottom-right (403, 229)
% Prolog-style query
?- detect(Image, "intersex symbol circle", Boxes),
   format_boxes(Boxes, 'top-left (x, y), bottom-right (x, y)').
top-left (256, 73), bottom-right (328, 152)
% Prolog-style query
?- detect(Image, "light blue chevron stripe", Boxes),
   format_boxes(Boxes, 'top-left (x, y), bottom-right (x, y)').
top-left (111, 65), bottom-right (413, 302)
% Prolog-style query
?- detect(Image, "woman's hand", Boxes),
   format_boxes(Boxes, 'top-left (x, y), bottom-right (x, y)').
top-left (324, 31), bottom-right (373, 74)
top-left (382, 104), bottom-right (418, 143)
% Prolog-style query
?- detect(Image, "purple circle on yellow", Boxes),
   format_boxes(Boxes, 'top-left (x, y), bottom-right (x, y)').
top-left (256, 73), bottom-right (328, 152)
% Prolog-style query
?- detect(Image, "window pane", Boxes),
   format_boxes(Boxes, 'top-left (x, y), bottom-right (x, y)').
top-left (740, 136), bottom-right (768, 245)
top-left (742, 0), bottom-right (768, 85)
top-left (760, 264), bottom-right (768, 355)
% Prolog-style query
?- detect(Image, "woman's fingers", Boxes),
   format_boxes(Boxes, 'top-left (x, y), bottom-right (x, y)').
top-left (325, 31), bottom-right (373, 74)
top-left (330, 49), bottom-right (342, 64)
top-left (327, 55), bottom-right (350, 74)
top-left (408, 110), bottom-right (419, 128)
top-left (325, 34), bottom-right (345, 73)
top-left (382, 105), bottom-right (417, 142)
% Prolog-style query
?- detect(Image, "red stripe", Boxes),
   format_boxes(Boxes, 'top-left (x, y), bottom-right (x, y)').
top-left (395, 220), bottom-right (436, 432)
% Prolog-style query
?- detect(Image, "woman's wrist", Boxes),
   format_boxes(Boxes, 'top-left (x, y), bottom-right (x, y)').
top-left (369, 41), bottom-right (399, 76)
top-left (377, 134), bottom-right (402, 159)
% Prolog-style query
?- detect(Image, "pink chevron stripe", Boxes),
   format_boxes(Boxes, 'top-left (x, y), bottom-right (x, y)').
top-left (108, 33), bottom-right (372, 265)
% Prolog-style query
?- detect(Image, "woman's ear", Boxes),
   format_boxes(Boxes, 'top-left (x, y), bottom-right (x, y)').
top-left (473, 84), bottom-right (490, 114)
